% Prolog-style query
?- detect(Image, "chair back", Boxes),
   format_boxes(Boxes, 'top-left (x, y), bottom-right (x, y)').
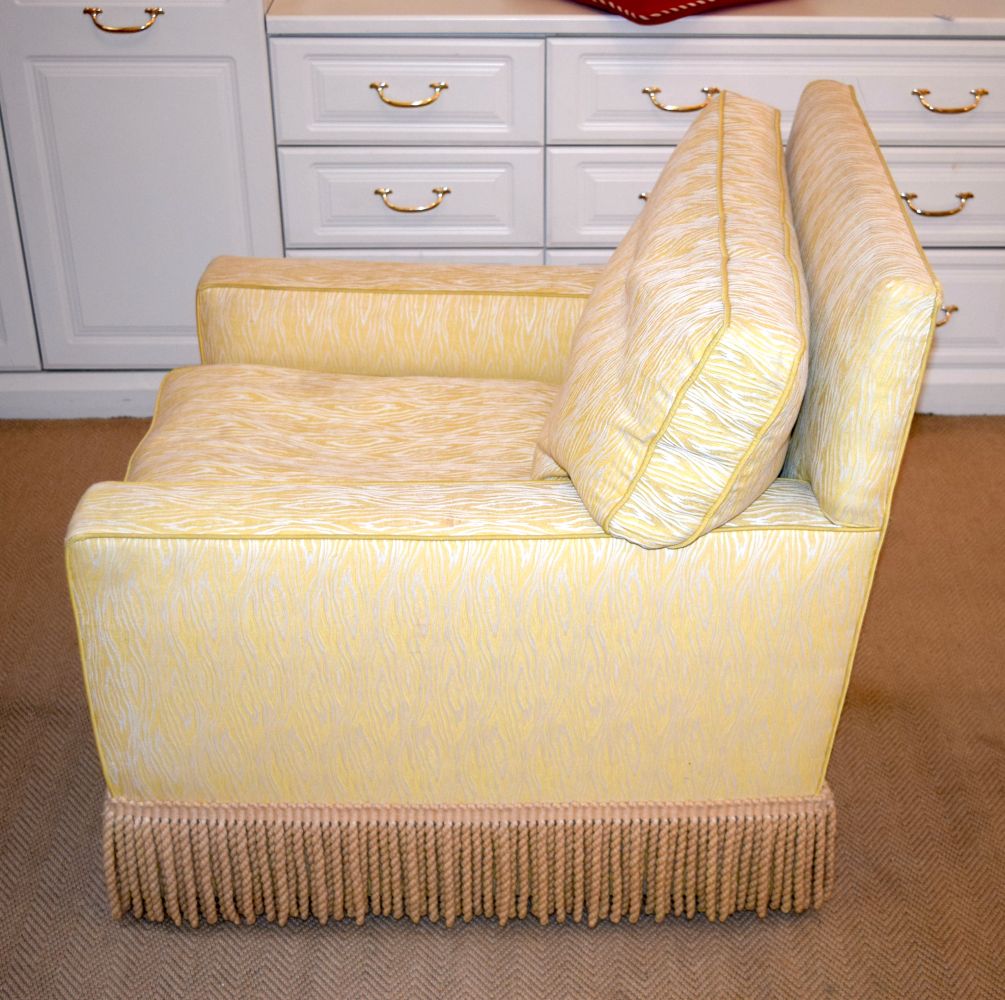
top-left (782, 81), bottom-right (940, 528)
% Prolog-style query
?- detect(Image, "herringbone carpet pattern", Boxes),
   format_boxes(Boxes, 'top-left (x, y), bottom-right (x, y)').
top-left (0, 416), bottom-right (1002, 1000)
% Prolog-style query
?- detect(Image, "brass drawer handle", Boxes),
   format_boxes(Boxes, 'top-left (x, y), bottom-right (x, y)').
top-left (901, 191), bottom-right (973, 218)
top-left (373, 187), bottom-right (451, 213)
top-left (936, 304), bottom-right (958, 328)
top-left (911, 87), bottom-right (989, 115)
top-left (369, 81), bottom-right (448, 109)
top-left (82, 6), bottom-right (164, 32)
top-left (642, 86), bottom-right (719, 113)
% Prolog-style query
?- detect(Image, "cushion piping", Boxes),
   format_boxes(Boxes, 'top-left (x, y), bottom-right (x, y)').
top-left (600, 91), bottom-right (732, 536)
top-left (674, 105), bottom-right (807, 547)
top-left (601, 95), bottom-right (806, 545)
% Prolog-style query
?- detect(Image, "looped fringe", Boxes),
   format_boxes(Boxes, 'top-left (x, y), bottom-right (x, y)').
top-left (103, 789), bottom-right (836, 927)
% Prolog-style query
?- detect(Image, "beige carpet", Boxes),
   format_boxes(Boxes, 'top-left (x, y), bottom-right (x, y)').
top-left (0, 415), bottom-right (1003, 999)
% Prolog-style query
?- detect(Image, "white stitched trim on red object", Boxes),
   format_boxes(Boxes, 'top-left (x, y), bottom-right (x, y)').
top-left (587, 0), bottom-right (720, 23)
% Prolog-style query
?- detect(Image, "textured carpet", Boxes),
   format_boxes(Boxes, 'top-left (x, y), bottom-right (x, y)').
top-left (0, 415), bottom-right (1003, 1000)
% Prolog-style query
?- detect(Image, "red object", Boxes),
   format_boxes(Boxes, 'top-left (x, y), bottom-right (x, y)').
top-left (568, 0), bottom-right (769, 25)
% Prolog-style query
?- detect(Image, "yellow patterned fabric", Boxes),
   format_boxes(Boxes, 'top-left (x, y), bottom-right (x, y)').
top-left (127, 364), bottom-right (557, 484)
top-left (67, 477), bottom-right (879, 806)
top-left (533, 92), bottom-right (808, 549)
top-left (64, 83), bottom-right (938, 851)
top-left (781, 81), bottom-right (941, 527)
top-left (197, 258), bottom-right (601, 386)
top-left (70, 477), bottom-right (841, 542)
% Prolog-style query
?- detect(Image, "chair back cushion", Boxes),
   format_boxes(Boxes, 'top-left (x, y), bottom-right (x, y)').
top-left (781, 81), bottom-right (941, 527)
top-left (533, 91), bottom-right (808, 548)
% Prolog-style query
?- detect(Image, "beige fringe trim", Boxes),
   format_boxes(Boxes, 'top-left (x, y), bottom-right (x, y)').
top-left (103, 788), bottom-right (836, 928)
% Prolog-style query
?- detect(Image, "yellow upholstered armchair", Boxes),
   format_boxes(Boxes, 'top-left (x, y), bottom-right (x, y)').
top-left (67, 81), bottom-right (939, 927)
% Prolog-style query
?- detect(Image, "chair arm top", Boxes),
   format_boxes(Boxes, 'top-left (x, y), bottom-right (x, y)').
top-left (66, 480), bottom-right (604, 543)
top-left (198, 256), bottom-right (603, 300)
top-left (66, 478), bottom-right (868, 547)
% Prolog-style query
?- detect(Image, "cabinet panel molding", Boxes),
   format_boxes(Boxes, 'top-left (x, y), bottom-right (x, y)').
top-left (0, 117), bottom-right (40, 371)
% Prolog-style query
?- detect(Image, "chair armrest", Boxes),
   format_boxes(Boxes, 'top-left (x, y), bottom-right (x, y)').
top-left (66, 480), bottom-right (860, 550)
top-left (65, 480), bottom-right (603, 543)
top-left (196, 256), bottom-right (603, 385)
top-left (66, 478), bottom-right (858, 546)
top-left (722, 478), bottom-right (848, 532)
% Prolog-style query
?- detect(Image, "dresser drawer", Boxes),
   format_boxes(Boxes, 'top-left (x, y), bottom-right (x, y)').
top-left (886, 149), bottom-right (1005, 249)
top-left (548, 147), bottom-right (669, 247)
top-left (548, 38), bottom-right (1005, 146)
top-left (271, 37), bottom-right (544, 145)
top-left (548, 146), bottom-right (1005, 249)
top-left (286, 248), bottom-right (545, 264)
top-left (279, 147), bottom-right (543, 248)
top-left (926, 250), bottom-right (1005, 370)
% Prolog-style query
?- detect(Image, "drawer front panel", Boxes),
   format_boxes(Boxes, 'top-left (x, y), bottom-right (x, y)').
top-left (885, 148), bottom-right (1005, 249)
top-left (272, 38), bottom-right (544, 145)
top-left (549, 147), bottom-right (1005, 249)
top-left (548, 147), bottom-right (669, 247)
top-left (286, 248), bottom-right (545, 264)
top-left (548, 38), bottom-right (1005, 146)
top-left (926, 250), bottom-right (1005, 369)
top-left (280, 147), bottom-right (543, 248)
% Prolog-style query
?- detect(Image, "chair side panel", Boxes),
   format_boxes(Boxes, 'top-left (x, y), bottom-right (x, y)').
top-left (68, 526), bottom-right (879, 807)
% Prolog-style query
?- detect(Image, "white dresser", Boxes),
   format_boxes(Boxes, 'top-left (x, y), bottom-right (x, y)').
top-left (1, 0), bottom-right (1002, 414)
top-left (265, 0), bottom-right (1005, 414)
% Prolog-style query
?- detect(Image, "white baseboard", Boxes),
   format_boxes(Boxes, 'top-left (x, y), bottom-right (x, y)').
top-left (0, 371), bottom-right (166, 418)
top-left (916, 368), bottom-right (1005, 415)
top-left (0, 367), bottom-right (1002, 419)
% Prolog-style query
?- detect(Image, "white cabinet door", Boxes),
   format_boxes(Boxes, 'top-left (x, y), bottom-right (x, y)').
top-left (0, 116), bottom-right (40, 370)
top-left (0, 0), bottom-right (281, 369)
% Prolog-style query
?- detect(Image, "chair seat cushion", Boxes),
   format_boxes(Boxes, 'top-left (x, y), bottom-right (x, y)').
top-left (126, 364), bottom-right (558, 484)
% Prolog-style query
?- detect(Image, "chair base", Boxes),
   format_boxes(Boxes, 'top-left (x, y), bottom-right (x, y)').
top-left (102, 788), bottom-right (836, 927)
